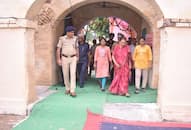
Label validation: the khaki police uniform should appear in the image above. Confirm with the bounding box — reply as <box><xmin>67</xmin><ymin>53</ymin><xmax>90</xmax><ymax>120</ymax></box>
<box><xmin>57</xmin><ymin>35</ymin><xmax>78</xmax><ymax>93</ymax></box>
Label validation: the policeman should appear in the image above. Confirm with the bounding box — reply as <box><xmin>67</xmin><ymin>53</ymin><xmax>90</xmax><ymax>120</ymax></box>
<box><xmin>56</xmin><ymin>26</ymin><xmax>78</xmax><ymax>97</ymax></box>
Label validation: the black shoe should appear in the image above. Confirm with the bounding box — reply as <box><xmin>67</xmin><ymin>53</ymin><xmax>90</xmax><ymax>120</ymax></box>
<box><xmin>141</xmin><ymin>88</ymin><xmax>146</xmax><ymax>92</ymax></box>
<box><xmin>98</xmin><ymin>81</ymin><xmax>102</xmax><ymax>88</ymax></box>
<box><xmin>79</xmin><ymin>83</ymin><xmax>84</xmax><ymax>88</ymax></box>
<box><xmin>80</xmin><ymin>85</ymin><xmax>84</xmax><ymax>88</ymax></box>
<box><xmin>134</xmin><ymin>89</ymin><xmax>140</xmax><ymax>94</ymax></box>
<box><xmin>101</xmin><ymin>88</ymin><xmax>105</xmax><ymax>92</ymax></box>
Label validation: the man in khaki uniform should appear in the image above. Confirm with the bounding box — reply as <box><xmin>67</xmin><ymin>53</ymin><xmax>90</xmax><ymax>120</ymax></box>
<box><xmin>56</xmin><ymin>26</ymin><xmax>78</xmax><ymax>97</ymax></box>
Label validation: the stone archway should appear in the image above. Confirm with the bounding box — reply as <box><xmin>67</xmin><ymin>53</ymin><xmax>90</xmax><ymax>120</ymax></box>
<box><xmin>26</xmin><ymin>0</ymin><xmax>163</xmax><ymax>97</ymax></box>
<box><xmin>65</xmin><ymin>3</ymin><xmax>144</xmax><ymax>38</ymax></box>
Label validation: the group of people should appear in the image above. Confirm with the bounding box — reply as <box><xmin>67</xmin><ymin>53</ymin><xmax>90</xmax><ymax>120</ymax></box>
<box><xmin>56</xmin><ymin>26</ymin><xmax>152</xmax><ymax>97</ymax></box>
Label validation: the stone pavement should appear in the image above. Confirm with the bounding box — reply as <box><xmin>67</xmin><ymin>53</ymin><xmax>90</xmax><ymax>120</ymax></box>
<box><xmin>0</xmin><ymin>86</ymin><xmax>55</xmax><ymax>130</ymax></box>
<box><xmin>0</xmin><ymin>115</ymin><xmax>25</xmax><ymax>130</ymax></box>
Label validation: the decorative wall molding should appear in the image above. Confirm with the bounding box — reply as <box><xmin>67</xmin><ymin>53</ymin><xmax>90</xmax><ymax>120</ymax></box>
<box><xmin>0</xmin><ymin>98</ymin><xmax>27</xmax><ymax>115</ymax></box>
<box><xmin>158</xmin><ymin>18</ymin><xmax>191</xmax><ymax>28</ymax></box>
<box><xmin>37</xmin><ymin>3</ymin><xmax>55</xmax><ymax>26</ymax></box>
<box><xmin>0</xmin><ymin>18</ymin><xmax>37</xmax><ymax>29</ymax></box>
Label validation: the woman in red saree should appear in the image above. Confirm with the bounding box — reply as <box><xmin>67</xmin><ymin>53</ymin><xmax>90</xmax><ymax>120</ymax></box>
<box><xmin>108</xmin><ymin>37</ymin><xmax>131</xmax><ymax>96</ymax></box>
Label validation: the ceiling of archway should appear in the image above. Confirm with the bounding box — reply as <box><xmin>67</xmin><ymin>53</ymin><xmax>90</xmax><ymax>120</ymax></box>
<box><xmin>68</xmin><ymin>2</ymin><xmax>145</xmax><ymax>33</ymax></box>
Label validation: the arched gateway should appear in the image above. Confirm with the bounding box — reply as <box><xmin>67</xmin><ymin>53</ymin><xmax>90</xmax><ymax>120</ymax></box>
<box><xmin>27</xmin><ymin>0</ymin><xmax>163</xmax><ymax>86</ymax></box>
<box><xmin>29</xmin><ymin>0</ymin><xmax>163</xmax><ymax>112</ymax></box>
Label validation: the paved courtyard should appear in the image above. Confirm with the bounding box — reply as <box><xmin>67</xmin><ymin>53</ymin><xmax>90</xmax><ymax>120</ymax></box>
<box><xmin>0</xmin><ymin>114</ymin><xmax>25</xmax><ymax>130</ymax></box>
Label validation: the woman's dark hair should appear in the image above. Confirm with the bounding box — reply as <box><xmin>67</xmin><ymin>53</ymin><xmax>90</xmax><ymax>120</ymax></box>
<box><xmin>140</xmin><ymin>37</ymin><xmax>145</xmax><ymax>41</ymax></box>
<box><xmin>117</xmin><ymin>33</ymin><xmax>124</xmax><ymax>38</ymax></box>
<box><xmin>92</xmin><ymin>39</ymin><xmax>97</xmax><ymax>44</ymax></box>
<box><xmin>99</xmin><ymin>37</ymin><xmax>107</xmax><ymax>42</ymax></box>
<box><xmin>137</xmin><ymin>37</ymin><xmax>145</xmax><ymax>45</ymax></box>
<box><xmin>109</xmin><ymin>33</ymin><xmax>115</xmax><ymax>37</ymax></box>
<box><xmin>120</xmin><ymin>37</ymin><xmax>127</xmax><ymax>41</ymax></box>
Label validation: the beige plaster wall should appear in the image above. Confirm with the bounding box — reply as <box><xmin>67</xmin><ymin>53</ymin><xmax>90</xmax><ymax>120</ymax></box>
<box><xmin>0</xmin><ymin>0</ymin><xmax>33</xmax><ymax>18</ymax></box>
<box><xmin>25</xmin><ymin>28</ymin><xmax>37</xmax><ymax>104</ymax></box>
<box><xmin>156</xmin><ymin>0</ymin><xmax>191</xmax><ymax>19</ymax></box>
<box><xmin>35</xmin><ymin>24</ymin><xmax>56</xmax><ymax>85</ymax></box>
<box><xmin>35</xmin><ymin>23</ymin><xmax>65</xmax><ymax>85</ymax></box>
<box><xmin>0</xmin><ymin>28</ymin><xmax>27</xmax><ymax>115</ymax></box>
<box><xmin>0</xmin><ymin>18</ymin><xmax>37</xmax><ymax>115</ymax></box>
<box><xmin>158</xmin><ymin>27</ymin><xmax>191</xmax><ymax>122</ymax></box>
<box><xmin>1</xmin><ymin>0</ymin><xmax>191</xmax><ymax>19</ymax></box>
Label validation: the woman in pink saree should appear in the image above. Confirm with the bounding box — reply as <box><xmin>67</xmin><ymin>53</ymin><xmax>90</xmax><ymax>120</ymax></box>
<box><xmin>108</xmin><ymin>37</ymin><xmax>131</xmax><ymax>96</ymax></box>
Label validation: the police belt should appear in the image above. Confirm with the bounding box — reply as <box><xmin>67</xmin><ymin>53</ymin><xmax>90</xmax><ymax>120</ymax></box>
<box><xmin>62</xmin><ymin>54</ymin><xmax>76</xmax><ymax>58</ymax></box>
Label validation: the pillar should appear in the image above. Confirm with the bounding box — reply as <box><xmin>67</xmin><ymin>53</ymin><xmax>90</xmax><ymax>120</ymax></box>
<box><xmin>0</xmin><ymin>18</ymin><xmax>37</xmax><ymax>115</ymax></box>
<box><xmin>158</xmin><ymin>18</ymin><xmax>191</xmax><ymax>122</ymax></box>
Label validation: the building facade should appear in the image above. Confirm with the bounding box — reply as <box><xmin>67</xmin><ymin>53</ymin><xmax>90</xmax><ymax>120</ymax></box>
<box><xmin>0</xmin><ymin>0</ymin><xmax>191</xmax><ymax>122</ymax></box>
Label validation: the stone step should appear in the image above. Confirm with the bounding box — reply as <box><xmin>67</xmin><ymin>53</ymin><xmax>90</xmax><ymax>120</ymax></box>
<box><xmin>103</xmin><ymin>103</ymin><xmax>162</xmax><ymax>122</ymax></box>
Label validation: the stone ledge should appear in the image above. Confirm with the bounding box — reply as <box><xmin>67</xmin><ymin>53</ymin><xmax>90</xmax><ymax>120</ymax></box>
<box><xmin>161</xmin><ymin>104</ymin><xmax>191</xmax><ymax>122</ymax></box>
<box><xmin>0</xmin><ymin>98</ymin><xmax>27</xmax><ymax>115</ymax></box>
<box><xmin>103</xmin><ymin>103</ymin><xmax>162</xmax><ymax>122</ymax></box>
<box><xmin>158</xmin><ymin>18</ymin><xmax>191</xmax><ymax>28</ymax></box>
<box><xmin>0</xmin><ymin>18</ymin><xmax>37</xmax><ymax>29</ymax></box>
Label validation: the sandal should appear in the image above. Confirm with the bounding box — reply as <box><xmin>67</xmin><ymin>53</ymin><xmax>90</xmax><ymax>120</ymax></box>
<box><xmin>125</xmin><ymin>93</ymin><xmax>130</xmax><ymax>97</ymax></box>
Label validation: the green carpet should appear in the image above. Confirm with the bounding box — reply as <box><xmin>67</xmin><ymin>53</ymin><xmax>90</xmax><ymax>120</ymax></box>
<box><xmin>13</xmin><ymin>78</ymin><xmax>157</xmax><ymax>130</ymax></box>
<box><xmin>106</xmin><ymin>85</ymin><xmax>157</xmax><ymax>103</ymax></box>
